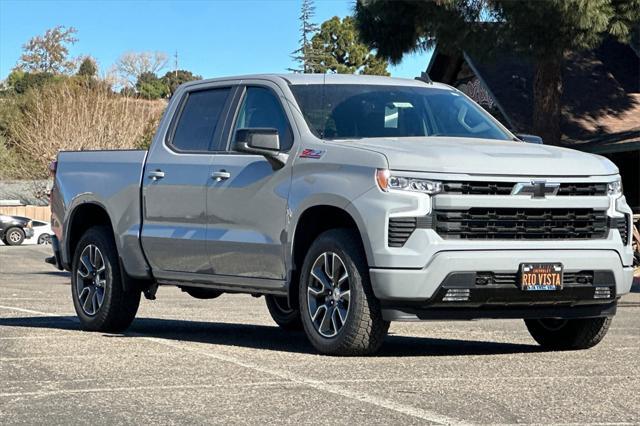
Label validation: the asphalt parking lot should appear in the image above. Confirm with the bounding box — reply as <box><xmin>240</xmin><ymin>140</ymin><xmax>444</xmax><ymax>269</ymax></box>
<box><xmin>1</xmin><ymin>245</ymin><xmax>639</xmax><ymax>425</ymax></box>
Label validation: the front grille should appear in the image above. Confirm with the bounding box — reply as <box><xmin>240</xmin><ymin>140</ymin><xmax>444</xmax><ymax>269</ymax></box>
<box><xmin>611</xmin><ymin>214</ymin><xmax>630</xmax><ymax>245</ymax></box>
<box><xmin>388</xmin><ymin>217</ymin><xmax>417</xmax><ymax>247</ymax></box>
<box><xmin>441</xmin><ymin>181</ymin><xmax>607</xmax><ymax>196</ymax></box>
<box><xmin>433</xmin><ymin>208</ymin><xmax>608</xmax><ymax>240</ymax></box>
<box><xmin>388</xmin><ymin>216</ymin><xmax>432</xmax><ymax>247</ymax></box>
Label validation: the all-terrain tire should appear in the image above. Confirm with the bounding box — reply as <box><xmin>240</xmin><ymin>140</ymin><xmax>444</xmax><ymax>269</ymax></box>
<box><xmin>524</xmin><ymin>317</ymin><xmax>612</xmax><ymax>350</ymax></box>
<box><xmin>265</xmin><ymin>295</ymin><xmax>303</xmax><ymax>330</ymax></box>
<box><xmin>299</xmin><ymin>228</ymin><xmax>389</xmax><ymax>355</ymax></box>
<box><xmin>71</xmin><ymin>226</ymin><xmax>141</xmax><ymax>332</ymax></box>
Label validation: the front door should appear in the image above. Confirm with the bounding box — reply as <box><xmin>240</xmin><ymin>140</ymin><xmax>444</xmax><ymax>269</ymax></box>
<box><xmin>206</xmin><ymin>84</ymin><xmax>295</xmax><ymax>280</ymax></box>
<box><xmin>141</xmin><ymin>85</ymin><xmax>235</xmax><ymax>275</ymax></box>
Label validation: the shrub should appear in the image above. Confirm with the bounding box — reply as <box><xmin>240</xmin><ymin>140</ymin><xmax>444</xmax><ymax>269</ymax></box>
<box><xmin>5</xmin><ymin>80</ymin><xmax>166</xmax><ymax>178</ymax></box>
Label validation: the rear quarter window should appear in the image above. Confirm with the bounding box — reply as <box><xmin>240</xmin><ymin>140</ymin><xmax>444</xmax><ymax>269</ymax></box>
<box><xmin>170</xmin><ymin>88</ymin><xmax>231</xmax><ymax>152</ymax></box>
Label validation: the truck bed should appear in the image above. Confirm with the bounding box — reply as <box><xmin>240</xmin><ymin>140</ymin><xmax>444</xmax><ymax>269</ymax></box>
<box><xmin>51</xmin><ymin>150</ymin><xmax>150</xmax><ymax>278</ymax></box>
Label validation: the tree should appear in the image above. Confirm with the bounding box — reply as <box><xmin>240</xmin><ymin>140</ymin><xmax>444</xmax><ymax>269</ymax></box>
<box><xmin>355</xmin><ymin>0</ymin><xmax>640</xmax><ymax>145</ymax></box>
<box><xmin>160</xmin><ymin>70</ymin><xmax>202</xmax><ymax>97</ymax></box>
<box><xmin>77</xmin><ymin>57</ymin><xmax>98</xmax><ymax>78</ymax></box>
<box><xmin>10</xmin><ymin>71</ymin><xmax>56</xmax><ymax>94</ymax></box>
<box><xmin>17</xmin><ymin>26</ymin><xmax>78</xmax><ymax>74</ymax></box>
<box><xmin>116</xmin><ymin>51</ymin><xmax>168</xmax><ymax>87</ymax></box>
<box><xmin>311</xmin><ymin>16</ymin><xmax>389</xmax><ymax>75</ymax></box>
<box><xmin>289</xmin><ymin>0</ymin><xmax>324</xmax><ymax>73</ymax></box>
<box><xmin>135</xmin><ymin>72</ymin><xmax>168</xmax><ymax>99</ymax></box>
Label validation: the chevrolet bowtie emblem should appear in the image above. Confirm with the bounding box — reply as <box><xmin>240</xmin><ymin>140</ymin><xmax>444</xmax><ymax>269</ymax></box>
<box><xmin>511</xmin><ymin>180</ymin><xmax>560</xmax><ymax>198</ymax></box>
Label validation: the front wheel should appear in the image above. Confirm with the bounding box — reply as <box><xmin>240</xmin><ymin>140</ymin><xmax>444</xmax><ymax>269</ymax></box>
<box><xmin>524</xmin><ymin>317</ymin><xmax>612</xmax><ymax>350</ymax></box>
<box><xmin>299</xmin><ymin>229</ymin><xmax>389</xmax><ymax>355</ymax></box>
<box><xmin>71</xmin><ymin>226</ymin><xmax>141</xmax><ymax>332</ymax></box>
<box><xmin>4</xmin><ymin>227</ymin><xmax>25</xmax><ymax>246</ymax></box>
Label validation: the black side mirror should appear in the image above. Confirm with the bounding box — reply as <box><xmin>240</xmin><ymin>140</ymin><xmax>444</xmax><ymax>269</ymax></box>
<box><xmin>235</xmin><ymin>128</ymin><xmax>288</xmax><ymax>169</ymax></box>
<box><xmin>516</xmin><ymin>134</ymin><xmax>543</xmax><ymax>144</ymax></box>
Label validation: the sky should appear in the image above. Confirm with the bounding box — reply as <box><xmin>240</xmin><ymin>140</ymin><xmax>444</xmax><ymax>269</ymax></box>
<box><xmin>0</xmin><ymin>0</ymin><xmax>432</xmax><ymax>81</ymax></box>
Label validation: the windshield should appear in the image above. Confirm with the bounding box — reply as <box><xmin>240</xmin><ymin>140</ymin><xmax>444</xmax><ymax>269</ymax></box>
<box><xmin>290</xmin><ymin>84</ymin><xmax>512</xmax><ymax>141</ymax></box>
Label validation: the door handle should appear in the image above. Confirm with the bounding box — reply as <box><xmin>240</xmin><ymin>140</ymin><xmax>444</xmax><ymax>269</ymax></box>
<box><xmin>211</xmin><ymin>170</ymin><xmax>231</xmax><ymax>182</ymax></box>
<box><xmin>148</xmin><ymin>170</ymin><xmax>165</xmax><ymax>180</ymax></box>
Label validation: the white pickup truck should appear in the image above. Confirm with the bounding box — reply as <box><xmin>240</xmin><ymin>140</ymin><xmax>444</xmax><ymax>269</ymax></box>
<box><xmin>48</xmin><ymin>74</ymin><xmax>635</xmax><ymax>355</ymax></box>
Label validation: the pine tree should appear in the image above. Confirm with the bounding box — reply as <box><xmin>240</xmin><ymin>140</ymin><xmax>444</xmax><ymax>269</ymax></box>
<box><xmin>289</xmin><ymin>0</ymin><xmax>323</xmax><ymax>73</ymax></box>
<box><xmin>311</xmin><ymin>16</ymin><xmax>389</xmax><ymax>76</ymax></box>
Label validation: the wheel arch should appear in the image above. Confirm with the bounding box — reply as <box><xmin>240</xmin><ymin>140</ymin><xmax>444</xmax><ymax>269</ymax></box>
<box><xmin>288</xmin><ymin>203</ymin><xmax>370</xmax><ymax>309</ymax></box>
<box><xmin>65</xmin><ymin>201</ymin><xmax>115</xmax><ymax>267</ymax></box>
<box><xmin>65</xmin><ymin>201</ymin><xmax>152</xmax><ymax>292</ymax></box>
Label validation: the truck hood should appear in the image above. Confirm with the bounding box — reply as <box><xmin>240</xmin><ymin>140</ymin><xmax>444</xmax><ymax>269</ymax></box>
<box><xmin>348</xmin><ymin>137</ymin><xmax>617</xmax><ymax>177</ymax></box>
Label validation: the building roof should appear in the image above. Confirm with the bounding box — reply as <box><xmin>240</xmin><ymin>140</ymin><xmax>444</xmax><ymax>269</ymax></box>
<box><xmin>427</xmin><ymin>38</ymin><xmax>640</xmax><ymax>153</ymax></box>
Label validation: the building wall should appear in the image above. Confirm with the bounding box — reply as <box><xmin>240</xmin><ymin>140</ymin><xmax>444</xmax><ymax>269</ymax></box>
<box><xmin>0</xmin><ymin>205</ymin><xmax>50</xmax><ymax>222</ymax></box>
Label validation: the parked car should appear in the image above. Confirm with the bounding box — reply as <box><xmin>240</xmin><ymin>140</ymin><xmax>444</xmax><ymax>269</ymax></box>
<box><xmin>47</xmin><ymin>74</ymin><xmax>635</xmax><ymax>355</ymax></box>
<box><xmin>28</xmin><ymin>220</ymin><xmax>53</xmax><ymax>245</ymax></box>
<box><xmin>0</xmin><ymin>215</ymin><xmax>34</xmax><ymax>246</ymax></box>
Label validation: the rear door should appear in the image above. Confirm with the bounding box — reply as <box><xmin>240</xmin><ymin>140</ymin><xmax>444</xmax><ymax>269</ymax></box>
<box><xmin>205</xmin><ymin>83</ymin><xmax>295</xmax><ymax>281</ymax></box>
<box><xmin>141</xmin><ymin>83</ymin><xmax>237</xmax><ymax>275</ymax></box>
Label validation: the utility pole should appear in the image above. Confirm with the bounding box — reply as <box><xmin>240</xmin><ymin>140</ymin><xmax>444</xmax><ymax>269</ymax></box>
<box><xmin>174</xmin><ymin>50</ymin><xmax>178</xmax><ymax>78</ymax></box>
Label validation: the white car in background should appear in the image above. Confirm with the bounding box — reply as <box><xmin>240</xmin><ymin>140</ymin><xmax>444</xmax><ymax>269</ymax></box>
<box><xmin>26</xmin><ymin>220</ymin><xmax>53</xmax><ymax>245</ymax></box>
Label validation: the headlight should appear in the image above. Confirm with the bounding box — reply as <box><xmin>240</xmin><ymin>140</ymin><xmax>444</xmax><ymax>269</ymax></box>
<box><xmin>607</xmin><ymin>178</ymin><xmax>623</xmax><ymax>197</ymax></box>
<box><xmin>376</xmin><ymin>169</ymin><xmax>443</xmax><ymax>194</ymax></box>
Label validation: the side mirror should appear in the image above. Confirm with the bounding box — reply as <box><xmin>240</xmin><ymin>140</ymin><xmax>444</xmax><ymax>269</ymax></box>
<box><xmin>517</xmin><ymin>134</ymin><xmax>543</xmax><ymax>144</ymax></box>
<box><xmin>235</xmin><ymin>128</ymin><xmax>288</xmax><ymax>169</ymax></box>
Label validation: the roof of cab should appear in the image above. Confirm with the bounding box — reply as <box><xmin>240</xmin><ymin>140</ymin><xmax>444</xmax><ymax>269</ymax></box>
<box><xmin>181</xmin><ymin>73</ymin><xmax>453</xmax><ymax>90</ymax></box>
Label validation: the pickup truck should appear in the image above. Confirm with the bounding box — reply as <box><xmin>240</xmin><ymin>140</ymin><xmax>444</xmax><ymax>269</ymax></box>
<box><xmin>48</xmin><ymin>74</ymin><xmax>635</xmax><ymax>355</ymax></box>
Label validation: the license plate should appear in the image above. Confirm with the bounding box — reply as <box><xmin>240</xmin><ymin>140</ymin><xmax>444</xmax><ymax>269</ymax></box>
<box><xmin>519</xmin><ymin>263</ymin><xmax>563</xmax><ymax>291</ymax></box>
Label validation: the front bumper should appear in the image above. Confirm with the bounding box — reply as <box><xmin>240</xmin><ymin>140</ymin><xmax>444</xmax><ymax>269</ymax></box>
<box><xmin>24</xmin><ymin>228</ymin><xmax>34</xmax><ymax>238</ymax></box>
<box><xmin>370</xmin><ymin>249</ymin><xmax>633</xmax><ymax>321</ymax></box>
<box><xmin>370</xmin><ymin>249</ymin><xmax>634</xmax><ymax>301</ymax></box>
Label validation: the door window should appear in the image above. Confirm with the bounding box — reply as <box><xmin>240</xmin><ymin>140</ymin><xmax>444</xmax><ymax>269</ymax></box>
<box><xmin>232</xmin><ymin>87</ymin><xmax>293</xmax><ymax>151</ymax></box>
<box><xmin>170</xmin><ymin>88</ymin><xmax>231</xmax><ymax>152</ymax></box>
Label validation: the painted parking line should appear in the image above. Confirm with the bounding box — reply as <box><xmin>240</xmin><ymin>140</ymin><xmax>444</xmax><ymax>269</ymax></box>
<box><xmin>0</xmin><ymin>304</ymin><xmax>466</xmax><ymax>425</ymax></box>
<box><xmin>0</xmin><ymin>381</ymin><xmax>287</xmax><ymax>398</ymax></box>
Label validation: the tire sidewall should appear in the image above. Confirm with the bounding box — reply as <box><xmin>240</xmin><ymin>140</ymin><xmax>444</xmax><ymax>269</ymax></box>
<box><xmin>71</xmin><ymin>227</ymin><xmax>119</xmax><ymax>330</ymax></box>
<box><xmin>265</xmin><ymin>295</ymin><xmax>302</xmax><ymax>329</ymax></box>
<box><xmin>298</xmin><ymin>230</ymin><xmax>368</xmax><ymax>353</ymax></box>
<box><xmin>5</xmin><ymin>227</ymin><xmax>25</xmax><ymax>246</ymax></box>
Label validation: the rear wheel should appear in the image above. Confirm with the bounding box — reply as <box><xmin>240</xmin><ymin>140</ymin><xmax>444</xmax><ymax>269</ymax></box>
<box><xmin>38</xmin><ymin>234</ymin><xmax>52</xmax><ymax>245</ymax></box>
<box><xmin>265</xmin><ymin>295</ymin><xmax>302</xmax><ymax>330</ymax></box>
<box><xmin>524</xmin><ymin>317</ymin><xmax>612</xmax><ymax>350</ymax></box>
<box><xmin>5</xmin><ymin>227</ymin><xmax>25</xmax><ymax>246</ymax></box>
<box><xmin>71</xmin><ymin>226</ymin><xmax>140</xmax><ymax>332</ymax></box>
<box><xmin>299</xmin><ymin>229</ymin><xmax>389</xmax><ymax>355</ymax></box>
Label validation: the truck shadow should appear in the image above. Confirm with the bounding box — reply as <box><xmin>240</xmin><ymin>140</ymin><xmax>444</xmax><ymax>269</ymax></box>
<box><xmin>0</xmin><ymin>315</ymin><xmax>541</xmax><ymax>357</ymax></box>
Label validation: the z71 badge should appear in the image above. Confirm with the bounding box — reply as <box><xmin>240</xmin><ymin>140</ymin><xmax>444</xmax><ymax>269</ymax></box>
<box><xmin>299</xmin><ymin>149</ymin><xmax>325</xmax><ymax>159</ymax></box>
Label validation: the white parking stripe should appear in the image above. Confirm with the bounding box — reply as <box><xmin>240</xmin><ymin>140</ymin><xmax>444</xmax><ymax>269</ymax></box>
<box><xmin>139</xmin><ymin>336</ymin><xmax>467</xmax><ymax>425</ymax></box>
<box><xmin>0</xmin><ymin>305</ymin><xmax>65</xmax><ymax>316</ymax></box>
<box><xmin>0</xmin><ymin>304</ymin><xmax>465</xmax><ymax>425</ymax></box>
<box><xmin>0</xmin><ymin>381</ymin><xmax>287</xmax><ymax>398</ymax></box>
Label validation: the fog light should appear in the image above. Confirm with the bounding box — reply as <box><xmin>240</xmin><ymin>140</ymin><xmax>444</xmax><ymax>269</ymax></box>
<box><xmin>443</xmin><ymin>289</ymin><xmax>470</xmax><ymax>302</ymax></box>
<box><xmin>594</xmin><ymin>287</ymin><xmax>611</xmax><ymax>299</ymax></box>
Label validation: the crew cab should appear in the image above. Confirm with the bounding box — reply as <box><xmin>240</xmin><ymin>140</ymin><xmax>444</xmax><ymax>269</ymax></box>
<box><xmin>48</xmin><ymin>74</ymin><xmax>635</xmax><ymax>355</ymax></box>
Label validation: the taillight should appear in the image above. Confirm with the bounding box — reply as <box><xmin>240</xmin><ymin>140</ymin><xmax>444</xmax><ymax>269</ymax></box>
<box><xmin>49</xmin><ymin>160</ymin><xmax>57</xmax><ymax>177</ymax></box>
